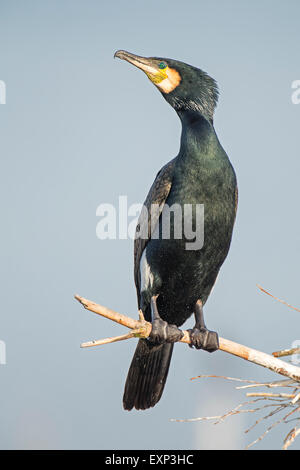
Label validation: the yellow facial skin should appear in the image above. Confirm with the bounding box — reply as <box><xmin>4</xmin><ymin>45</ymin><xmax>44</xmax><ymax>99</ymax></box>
<box><xmin>145</xmin><ymin>65</ymin><xmax>168</xmax><ymax>84</ymax></box>
<box><xmin>154</xmin><ymin>67</ymin><xmax>181</xmax><ymax>94</ymax></box>
<box><xmin>114</xmin><ymin>50</ymin><xmax>181</xmax><ymax>94</ymax></box>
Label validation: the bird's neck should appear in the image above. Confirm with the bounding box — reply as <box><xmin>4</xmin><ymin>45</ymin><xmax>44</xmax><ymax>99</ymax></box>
<box><xmin>177</xmin><ymin>110</ymin><xmax>216</xmax><ymax>162</ymax></box>
<box><xmin>177</xmin><ymin>108</ymin><xmax>213</xmax><ymax>126</ymax></box>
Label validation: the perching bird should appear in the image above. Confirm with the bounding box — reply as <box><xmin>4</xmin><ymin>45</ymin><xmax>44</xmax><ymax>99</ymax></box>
<box><xmin>114</xmin><ymin>50</ymin><xmax>238</xmax><ymax>411</ymax></box>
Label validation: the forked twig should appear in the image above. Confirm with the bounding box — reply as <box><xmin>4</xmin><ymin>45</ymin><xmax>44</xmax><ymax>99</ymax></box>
<box><xmin>174</xmin><ymin>375</ymin><xmax>300</xmax><ymax>449</ymax></box>
<box><xmin>171</xmin><ymin>286</ymin><xmax>300</xmax><ymax>449</ymax></box>
<box><xmin>74</xmin><ymin>294</ymin><xmax>300</xmax><ymax>383</ymax></box>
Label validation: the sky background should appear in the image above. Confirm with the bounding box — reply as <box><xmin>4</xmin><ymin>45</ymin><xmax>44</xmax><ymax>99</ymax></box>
<box><xmin>0</xmin><ymin>0</ymin><xmax>300</xmax><ymax>450</ymax></box>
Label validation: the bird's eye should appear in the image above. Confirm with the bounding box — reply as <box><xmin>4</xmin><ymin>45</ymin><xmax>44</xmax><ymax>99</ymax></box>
<box><xmin>159</xmin><ymin>62</ymin><xmax>167</xmax><ymax>69</ymax></box>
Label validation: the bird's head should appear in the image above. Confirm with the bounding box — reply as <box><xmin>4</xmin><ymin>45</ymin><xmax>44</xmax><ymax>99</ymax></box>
<box><xmin>114</xmin><ymin>50</ymin><xmax>219</xmax><ymax>122</ymax></box>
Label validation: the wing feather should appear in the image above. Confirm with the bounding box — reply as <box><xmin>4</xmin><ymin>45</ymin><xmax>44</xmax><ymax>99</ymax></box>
<box><xmin>134</xmin><ymin>157</ymin><xmax>177</xmax><ymax>305</ymax></box>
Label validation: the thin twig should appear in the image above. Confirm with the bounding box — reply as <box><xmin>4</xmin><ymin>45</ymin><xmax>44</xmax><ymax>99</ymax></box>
<box><xmin>272</xmin><ymin>347</ymin><xmax>300</xmax><ymax>358</ymax></box>
<box><xmin>291</xmin><ymin>392</ymin><xmax>300</xmax><ymax>405</ymax></box>
<box><xmin>246</xmin><ymin>393</ymin><xmax>296</xmax><ymax>399</ymax></box>
<box><xmin>245</xmin><ymin>403</ymin><xmax>287</xmax><ymax>435</ymax></box>
<box><xmin>182</xmin><ymin>374</ymin><xmax>300</xmax><ymax>449</ymax></box>
<box><xmin>172</xmin><ymin>397</ymin><xmax>281</xmax><ymax>424</ymax></box>
<box><xmin>236</xmin><ymin>379</ymin><xmax>296</xmax><ymax>389</ymax></box>
<box><xmin>81</xmin><ymin>332</ymin><xmax>136</xmax><ymax>348</ymax></box>
<box><xmin>246</xmin><ymin>408</ymin><xmax>288</xmax><ymax>449</ymax></box>
<box><xmin>283</xmin><ymin>426</ymin><xmax>300</xmax><ymax>450</ymax></box>
<box><xmin>190</xmin><ymin>374</ymin><xmax>258</xmax><ymax>384</ymax></box>
<box><xmin>257</xmin><ymin>284</ymin><xmax>300</xmax><ymax>313</ymax></box>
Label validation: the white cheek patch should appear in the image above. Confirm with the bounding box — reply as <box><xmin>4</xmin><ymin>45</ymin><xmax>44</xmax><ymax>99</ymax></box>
<box><xmin>140</xmin><ymin>250</ymin><xmax>154</xmax><ymax>293</ymax></box>
<box><xmin>156</xmin><ymin>67</ymin><xmax>181</xmax><ymax>94</ymax></box>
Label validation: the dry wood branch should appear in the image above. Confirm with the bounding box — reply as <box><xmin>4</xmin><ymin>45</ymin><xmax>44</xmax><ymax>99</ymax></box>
<box><xmin>236</xmin><ymin>379</ymin><xmax>296</xmax><ymax>389</ymax></box>
<box><xmin>175</xmin><ymin>375</ymin><xmax>300</xmax><ymax>449</ymax></box>
<box><xmin>283</xmin><ymin>426</ymin><xmax>300</xmax><ymax>450</ymax></box>
<box><xmin>74</xmin><ymin>294</ymin><xmax>300</xmax><ymax>383</ymax></box>
<box><xmin>171</xmin><ymin>287</ymin><xmax>300</xmax><ymax>449</ymax></box>
<box><xmin>272</xmin><ymin>347</ymin><xmax>300</xmax><ymax>358</ymax></box>
<box><xmin>246</xmin><ymin>393</ymin><xmax>296</xmax><ymax>399</ymax></box>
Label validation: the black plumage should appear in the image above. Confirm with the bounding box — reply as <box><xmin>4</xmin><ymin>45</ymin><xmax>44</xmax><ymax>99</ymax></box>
<box><xmin>114</xmin><ymin>51</ymin><xmax>238</xmax><ymax>410</ymax></box>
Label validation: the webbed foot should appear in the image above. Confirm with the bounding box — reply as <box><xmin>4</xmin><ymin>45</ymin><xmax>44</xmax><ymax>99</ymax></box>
<box><xmin>149</xmin><ymin>318</ymin><xmax>184</xmax><ymax>344</ymax></box>
<box><xmin>148</xmin><ymin>295</ymin><xmax>184</xmax><ymax>344</ymax></box>
<box><xmin>188</xmin><ymin>299</ymin><xmax>219</xmax><ymax>352</ymax></box>
<box><xmin>188</xmin><ymin>326</ymin><xmax>219</xmax><ymax>352</ymax></box>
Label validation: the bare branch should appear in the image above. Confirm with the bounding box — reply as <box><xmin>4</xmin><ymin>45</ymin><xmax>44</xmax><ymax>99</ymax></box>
<box><xmin>257</xmin><ymin>284</ymin><xmax>300</xmax><ymax>313</ymax></box>
<box><xmin>75</xmin><ymin>294</ymin><xmax>300</xmax><ymax>383</ymax></box>
<box><xmin>283</xmin><ymin>426</ymin><xmax>300</xmax><ymax>450</ymax></box>
<box><xmin>177</xmin><ymin>375</ymin><xmax>300</xmax><ymax>449</ymax></box>
<box><xmin>170</xmin><ymin>286</ymin><xmax>300</xmax><ymax>449</ymax></box>
<box><xmin>246</xmin><ymin>393</ymin><xmax>296</xmax><ymax>399</ymax></box>
<box><xmin>236</xmin><ymin>379</ymin><xmax>296</xmax><ymax>389</ymax></box>
<box><xmin>272</xmin><ymin>347</ymin><xmax>300</xmax><ymax>358</ymax></box>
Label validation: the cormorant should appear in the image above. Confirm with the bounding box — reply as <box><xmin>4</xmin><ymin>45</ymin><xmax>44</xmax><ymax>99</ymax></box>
<box><xmin>114</xmin><ymin>50</ymin><xmax>238</xmax><ymax>411</ymax></box>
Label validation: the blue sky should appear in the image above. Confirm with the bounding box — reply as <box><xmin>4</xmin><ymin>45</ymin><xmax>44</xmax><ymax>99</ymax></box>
<box><xmin>0</xmin><ymin>0</ymin><xmax>300</xmax><ymax>449</ymax></box>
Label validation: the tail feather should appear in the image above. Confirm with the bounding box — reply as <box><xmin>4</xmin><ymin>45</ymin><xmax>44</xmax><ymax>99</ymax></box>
<box><xmin>123</xmin><ymin>339</ymin><xmax>174</xmax><ymax>410</ymax></box>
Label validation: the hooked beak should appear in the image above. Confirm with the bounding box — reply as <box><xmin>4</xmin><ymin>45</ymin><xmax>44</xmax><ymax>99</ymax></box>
<box><xmin>114</xmin><ymin>50</ymin><xmax>181</xmax><ymax>94</ymax></box>
<box><xmin>114</xmin><ymin>50</ymin><xmax>161</xmax><ymax>76</ymax></box>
